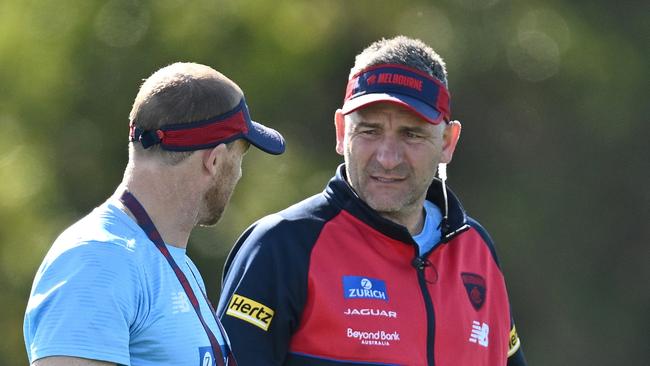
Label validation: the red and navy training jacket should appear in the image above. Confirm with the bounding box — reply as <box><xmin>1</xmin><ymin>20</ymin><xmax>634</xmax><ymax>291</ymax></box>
<box><xmin>217</xmin><ymin>165</ymin><xmax>527</xmax><ymax>366</ymax></box>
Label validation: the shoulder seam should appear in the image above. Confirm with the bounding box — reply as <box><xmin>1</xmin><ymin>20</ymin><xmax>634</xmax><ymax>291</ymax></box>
<box><xmin>466</xmin><ymin>217</ymin><xmax>502</xmax><ymax>270</ymax></box>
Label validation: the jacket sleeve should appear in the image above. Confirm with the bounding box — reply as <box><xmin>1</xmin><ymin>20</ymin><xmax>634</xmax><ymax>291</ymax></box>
<box><xmin>467</xmin><ymin>217</ymin><xmax>528</xmax><ymax>366</ymax></box>
<box><xmin>507</xmin><ymin>322</ymin><xmax>528</xmax><ymax>366</ymax></box>
<box><xmin>217</xmin><ymin>214</ymin><xmax>317</xmax><ymax>366</ymax></box>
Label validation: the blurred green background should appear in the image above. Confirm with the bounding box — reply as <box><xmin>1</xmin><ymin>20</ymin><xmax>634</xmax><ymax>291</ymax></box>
<box><xmin>1</xmin><ymin>0</ymin><xmax>648</xmax><ymax>364</ymax></box>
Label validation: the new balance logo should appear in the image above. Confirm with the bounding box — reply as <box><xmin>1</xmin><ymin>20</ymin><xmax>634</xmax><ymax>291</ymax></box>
<box><xmin>468</xmin><ymin>321</ymin><xmax>489</xmax><ymax>347</ymax></box>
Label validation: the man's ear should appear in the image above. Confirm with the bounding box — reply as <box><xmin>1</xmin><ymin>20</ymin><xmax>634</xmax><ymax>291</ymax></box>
<box><xmin>202</xmin><ymin>143</ymin><xmax>228</xmax><ymax>176</ymax></box>
<box><xmin>334</xmin><ymin>109</ymin><xmax>346</xmax><ymax>156</ymax></box>
<box><xmin>440</xmin><ymin>120</ymin><xmax>462</xmax><ymax>164</ymax></box>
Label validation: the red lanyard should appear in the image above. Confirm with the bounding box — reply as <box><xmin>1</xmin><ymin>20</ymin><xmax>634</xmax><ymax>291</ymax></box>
<box><xmin>120</xmin><ymin>191</ymin><xmax>236</xmax><ymax>366</ymax></box>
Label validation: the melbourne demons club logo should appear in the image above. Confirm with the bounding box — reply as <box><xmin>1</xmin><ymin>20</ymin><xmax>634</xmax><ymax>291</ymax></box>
<box><xmin>461</xmin><ymin>273</ymin><xmax>486</xmax><ymax>311</ymax></box>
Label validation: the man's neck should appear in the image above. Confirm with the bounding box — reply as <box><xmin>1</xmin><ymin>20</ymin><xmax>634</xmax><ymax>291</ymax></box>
<box><xmin>378</xmin><ymin>204</ymin><xmax>426</xmax><ymax>236</ymax></box>
<box><xmin>117</xmin><ymin>166</ymin><xmax>200</xmax><ymax>249</ymax></box>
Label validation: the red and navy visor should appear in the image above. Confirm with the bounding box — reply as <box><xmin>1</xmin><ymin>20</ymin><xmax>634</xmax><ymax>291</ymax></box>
<box><xmin>342</xmin><ymin>64</ymin><xmax>451</xmax><ymax>124</ymax></box>
<box><xmin>129</xmin><ymin>98</ymin><xmax>285</xmax><ymax>155</ymax></box>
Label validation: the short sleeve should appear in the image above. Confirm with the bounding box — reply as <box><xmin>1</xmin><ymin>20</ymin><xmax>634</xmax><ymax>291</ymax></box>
<box><xmin>24</xmin><ymin>240</ymin><xmax>141</xmax><ymax>365</ymax></box>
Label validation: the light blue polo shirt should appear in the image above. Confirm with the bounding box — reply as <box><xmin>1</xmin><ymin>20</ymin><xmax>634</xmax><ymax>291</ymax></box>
<box><xmin>412</xmin><ymin>200</ymin><xmax>443</xmax><ymax>256</ymax></box>
<box><xmin>24</xmin><ymin>199</ymin><xmax>227</xmax><ymax>366</ymax></box>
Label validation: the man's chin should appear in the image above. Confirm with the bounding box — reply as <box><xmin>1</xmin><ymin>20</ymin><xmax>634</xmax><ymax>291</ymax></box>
<box><xmin>365</xmin><ymin>199</ymin><xmax>404</xmax><ymax>214</ymax></box>
<box><xmin>197</xmin><ymin>211</ymin><xmax>224</xmax><ymax>227</ymax></box>
<box><xmin>198</xmin><ymin>219</ymin><xmax>220</xmax><ymax>227</ymax></box>
<box><xmin>362</xmin><ymin>191</ymin><xmax>408</xmax><ymax>211</ymax></box>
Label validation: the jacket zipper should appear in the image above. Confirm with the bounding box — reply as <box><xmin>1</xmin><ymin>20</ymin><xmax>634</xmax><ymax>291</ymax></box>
<box><xmin>413</xmin><ymin>255</ymin><xmax>436</xmax><ymax>366</ymax></box>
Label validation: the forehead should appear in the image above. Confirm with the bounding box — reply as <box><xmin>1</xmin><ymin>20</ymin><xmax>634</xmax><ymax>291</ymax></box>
<box><xmin>348</xmin><ymin>103</ymin><xmax>430</xmax><ymax>127</ymax></box>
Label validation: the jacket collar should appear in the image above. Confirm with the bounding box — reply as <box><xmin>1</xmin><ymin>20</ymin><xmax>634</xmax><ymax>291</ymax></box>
<box><xmin>324</xmin><ymin>164</ymin><xmax>468</xmax><ymax>244</ymax></box>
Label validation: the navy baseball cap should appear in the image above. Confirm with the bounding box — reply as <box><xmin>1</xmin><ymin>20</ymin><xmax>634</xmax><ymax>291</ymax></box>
<box><xmin>130</xmin><ymin>97</ymin><xmax>285</xmax><ymax>155</ymax></box>
<box><xmin>341</xmin><ymin>64</ymin><xmax>450</xmax><ymax>124</ymax></box>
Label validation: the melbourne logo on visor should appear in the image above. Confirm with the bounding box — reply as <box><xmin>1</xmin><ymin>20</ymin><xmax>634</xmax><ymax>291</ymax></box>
<box><xmin>343</xmin><ymin>276</ymin><xmax>389</xmax><ymax>301</ymax></box>
<box><xmin>365</xmin><ymin>71</ymin><xmax>423</xmax><ymax>90</ymax></box>
<box><xmin>343</xmin><ymin>64</ymin><xmax>451</xmax><ymax>124</ymax></box>
<box><xmin>226</xmin><ymin>294</ymin><xmax>274</xmax><ymax>331</ymax></box>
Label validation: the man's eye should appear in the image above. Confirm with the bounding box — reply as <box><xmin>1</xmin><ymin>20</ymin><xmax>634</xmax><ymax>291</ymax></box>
<box><xmin>360</xmin><ymin>129</ymin><xmax>378</xmax><ymax>135</ymax></box>
<box><xmin>405</xmin><ymin>131</ymin><xmax>421</xmax><ymax>139</ymax></box>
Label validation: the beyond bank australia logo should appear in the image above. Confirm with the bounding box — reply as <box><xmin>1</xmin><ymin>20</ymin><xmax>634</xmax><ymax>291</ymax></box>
<box><xmin>343</xmin><ymin>276</ymin><xmax>388</xmax><ymax>301</ymax></box>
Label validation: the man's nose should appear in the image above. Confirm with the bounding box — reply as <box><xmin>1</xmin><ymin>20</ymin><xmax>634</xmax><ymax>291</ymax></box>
<box><xmin>374</xmin><ymin>136</ymin><xmax>403</xmax><ymax>170</ymax></box>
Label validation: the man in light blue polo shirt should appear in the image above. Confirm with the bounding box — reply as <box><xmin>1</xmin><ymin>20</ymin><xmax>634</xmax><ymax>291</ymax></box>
<box><xmin>24</xmin><ymin>62</ymin><xmax>285</xmax><ymax>366</ymax></box>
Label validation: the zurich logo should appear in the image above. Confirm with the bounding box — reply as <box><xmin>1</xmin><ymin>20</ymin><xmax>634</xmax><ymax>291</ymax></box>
<box><xmin>343</xmin><ymin>276</ymin><xmax>388</xmax><ymax>301</ymax></box>
<box><xmin>361</xmin><ymin>278</ymin><xmax>372</xmax><ymax>290</ymax></box>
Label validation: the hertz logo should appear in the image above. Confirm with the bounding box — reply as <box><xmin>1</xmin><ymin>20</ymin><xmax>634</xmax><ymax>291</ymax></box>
<box><xmin>226</xmin><ymin>294</ymin><xmax>274</xmax><ymax>331</ymax></box>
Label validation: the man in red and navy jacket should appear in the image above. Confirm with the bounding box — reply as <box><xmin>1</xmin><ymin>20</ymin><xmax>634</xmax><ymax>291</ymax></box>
<box><xmin>217</xmin><ymin>36</ymin><xmax>528</xmax><ymax>366</ymax></box>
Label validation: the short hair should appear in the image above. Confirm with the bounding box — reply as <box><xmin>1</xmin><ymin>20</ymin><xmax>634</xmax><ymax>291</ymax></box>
<box><xmin>350</xmin><ymin>36</ymin><xmax>448</xmax><ymax>87</ymax></box>
<box><xmin>129</xmin><ymin>62</ymin><xmax>243</xmax><ymax>164</ymax></box>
